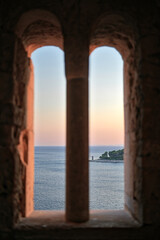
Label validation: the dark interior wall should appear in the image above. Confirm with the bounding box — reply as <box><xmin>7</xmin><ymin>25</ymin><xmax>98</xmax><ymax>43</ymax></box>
<box><xmin>0</xmin><ymin>1</ymin><xmax>160</xmax><ymax>239</ymax></box>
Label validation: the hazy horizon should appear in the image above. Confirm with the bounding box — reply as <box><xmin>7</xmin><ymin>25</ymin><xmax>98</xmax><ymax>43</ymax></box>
<box><xmin>34</xmin><ymin>144</ymin><xmax>124</xmax><ymax>147</ymax></box>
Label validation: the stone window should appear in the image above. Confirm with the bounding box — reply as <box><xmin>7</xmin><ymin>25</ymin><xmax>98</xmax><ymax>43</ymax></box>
<box><xmin>15</xmin><ymin>9</ymin><xmax>141</xmax><ymax>224</ymax></box>
<box><xmin>1</xmin><ymin>3</ymin><xmax>160</xmax><ymax>239</ymax></box>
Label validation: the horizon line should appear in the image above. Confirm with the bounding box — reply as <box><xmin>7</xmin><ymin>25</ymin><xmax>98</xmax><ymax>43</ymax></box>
<box><xmin>34</xmin><ymin>144</ymin><xmax>124</xmax><ymax>147</ymax></box>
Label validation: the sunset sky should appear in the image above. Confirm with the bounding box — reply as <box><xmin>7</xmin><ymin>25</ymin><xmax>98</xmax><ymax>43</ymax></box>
<box><xmin>31</xmin><ymin>46</ymin><xmax>124</xmax><ymax>146</ymax></box>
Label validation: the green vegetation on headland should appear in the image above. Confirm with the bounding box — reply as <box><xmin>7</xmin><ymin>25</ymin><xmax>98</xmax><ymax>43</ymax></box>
<box><xmin>99</xmin><ymin>149</ymin><xmax>124</xmax><ymax>160</ymax></box>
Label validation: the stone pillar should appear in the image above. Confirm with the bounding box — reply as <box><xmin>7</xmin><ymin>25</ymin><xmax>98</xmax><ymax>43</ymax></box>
<box><xmin>65</xmin><ymin>35</ymin><xmax>89</xmax><ymax>222</ymax></box>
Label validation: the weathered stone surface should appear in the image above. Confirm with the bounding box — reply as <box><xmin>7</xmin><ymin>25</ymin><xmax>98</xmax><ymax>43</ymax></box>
<box><xmin>0</xmin><ymin>33</ymin><xmax>15</xmax><ymax>72</ymax></box>
<box><xmin>0</xmin><ymin>104</ymin><xmax>24</xmax><ymax>126</ymax></box>
<box><xmin>0</xmin><ymin>72</ymin><xmax>14</xmax><ymax>103</ymax></box>
<box><xmin>0</xmin><ymin>146</ymin><xmax>25</xmax><ymax>230</ymax></box>
<box><xmin>0</xmin><ymin>125</ymin><xmax>20</xmax><ymax>146</ymax></box>
<box><xmin>0</xmin><ymin>0</ymin><xmax>160</xmax><ymax>239</ymax></box>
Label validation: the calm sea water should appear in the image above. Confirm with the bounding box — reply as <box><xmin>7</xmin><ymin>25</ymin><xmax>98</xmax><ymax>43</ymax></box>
<box><xmin>34</xmin><ymin>146</ymin><xmax>124</xmax><ymax>210</ymax></box>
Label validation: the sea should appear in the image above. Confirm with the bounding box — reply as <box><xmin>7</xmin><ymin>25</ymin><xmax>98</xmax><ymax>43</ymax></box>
<box><xmin>34</xmin><ymin>145</ymin><xmax>124</xmax><ymax>210</ymax></box>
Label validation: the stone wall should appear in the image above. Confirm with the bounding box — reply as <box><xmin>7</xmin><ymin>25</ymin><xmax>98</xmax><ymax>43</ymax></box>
<box><xmin>0</xmin><ymin>0</ymin><xmax>160</xmax><ymax>239</ymax></box>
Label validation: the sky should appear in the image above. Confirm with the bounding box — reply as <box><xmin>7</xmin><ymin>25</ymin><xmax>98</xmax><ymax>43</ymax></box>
<box><xmin>31</xmin><ymin>46</ymin><xmax>124</xmax><ymax>146</ymax></box>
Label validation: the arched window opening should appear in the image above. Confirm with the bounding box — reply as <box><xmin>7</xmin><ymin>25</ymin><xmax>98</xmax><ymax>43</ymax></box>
<box><xmin>31</xmin><ymin>46</ymin><xmax>66</xmax><ymax>210</ymax></box>
<box><xmin>89</xmin><ymin>46</ymin><xmax>124</xmax><ymax>209</ymax></box>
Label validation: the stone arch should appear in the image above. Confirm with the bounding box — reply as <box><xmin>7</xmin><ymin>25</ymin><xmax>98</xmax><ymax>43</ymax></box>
<box><xmin>89</xmin><ymin>13</ymin><xmax>143</xmax><ymax>223</ymax></box>
<box><xmin>90</xmin><ymin>12</ymin><xmax>138</xmax><ymax>57</ymax></box>
<box><xmin>15</xmin><ymin>9</ymin><xmax>63</xmax><ymax>55</ymax></box>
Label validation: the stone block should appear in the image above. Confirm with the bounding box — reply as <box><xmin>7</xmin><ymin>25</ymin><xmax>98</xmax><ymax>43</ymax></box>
<box><xmin>0</xmin><ymin>33</ymin><xmax>15</xmax><ymax>73</ymax></box>
<box><xmin>0</xmin><ymin>104</ymin><xmax>24</xmax><ymax>127</ymax></box>
<box><xmin>0</xmin><ymin>72</ymin><xmax>14</xmax><ymax>103</ymax></box>
<box><xmin>0</xmin><ymin>125</ymin><xmax>21</xmax><ymax>146</ymax></box>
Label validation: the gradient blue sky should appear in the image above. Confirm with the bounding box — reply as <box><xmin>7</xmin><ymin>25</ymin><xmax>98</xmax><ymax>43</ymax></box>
<box><xmin>31</xmin><ymin>46</ymin><xmax>124</xmax><ymax>146</ymax></box>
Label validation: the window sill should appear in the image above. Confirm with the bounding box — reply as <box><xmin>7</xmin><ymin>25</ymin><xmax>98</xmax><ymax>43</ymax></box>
<box><xmin>14</xmin><ymin>209</ymin><xmax>141</xmax><ymax>239</ymax></box>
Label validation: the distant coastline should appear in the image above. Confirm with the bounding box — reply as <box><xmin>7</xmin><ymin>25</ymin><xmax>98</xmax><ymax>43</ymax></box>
<box><xmin>89</xmin><ymin>159</ymin><xmax>123</xmax><ymax>163</ymax></box>
<box><xmin>99</xmin><ymin>149</ymin><xmax>124</xmax><ymax>160</ymax></box>
<box><xmin>35</xmin><ymin>146</ymin><xmax>124</xmax><ymax>162</ymax></box>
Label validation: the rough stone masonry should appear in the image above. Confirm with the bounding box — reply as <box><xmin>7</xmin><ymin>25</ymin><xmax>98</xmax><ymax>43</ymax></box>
<box><xmin>0</xmin><ymin>1</ymin><xmax>160</xmax><ymax>239</ymax></box>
